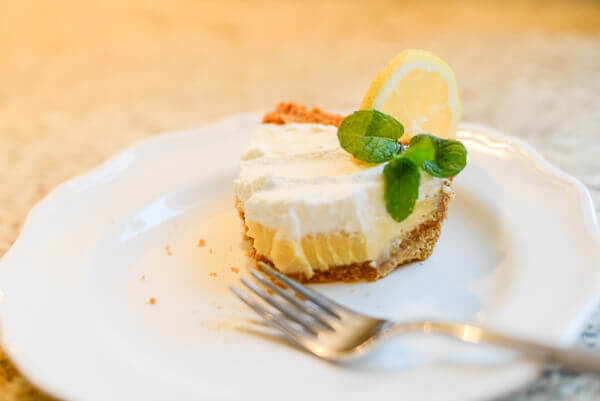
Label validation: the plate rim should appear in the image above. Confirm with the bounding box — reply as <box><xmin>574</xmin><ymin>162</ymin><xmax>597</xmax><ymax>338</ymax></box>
<box><xmin>1</xmin><ymin>113</ymin><xmax>600</xmax><ymax>401</ymax></box>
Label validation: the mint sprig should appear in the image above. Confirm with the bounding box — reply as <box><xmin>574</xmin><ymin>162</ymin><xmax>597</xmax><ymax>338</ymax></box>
<box><xmin>337</xmin><ymin>110</ymin><xmax>467</xmax><ymax>222</ymax></box>
<box><xmin>337</xmin><ymin>110</ymin><xmax>404</xmax><ymax>163</ymax></box>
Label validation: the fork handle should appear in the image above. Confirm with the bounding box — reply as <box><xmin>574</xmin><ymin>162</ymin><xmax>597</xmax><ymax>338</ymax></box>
<box><xmin>389</xmin><ymin>321</ymin><xmax>600</xmax><ymax>374</ymax></box>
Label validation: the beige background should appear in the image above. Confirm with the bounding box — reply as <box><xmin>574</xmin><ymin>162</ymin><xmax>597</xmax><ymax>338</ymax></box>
<box><xmin>1</xmin><ymin>1</ymin><xmax>600</xmax><ymax>400</ymax></box>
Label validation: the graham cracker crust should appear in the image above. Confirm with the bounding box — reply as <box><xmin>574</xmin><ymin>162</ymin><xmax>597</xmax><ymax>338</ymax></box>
<box><xmin>262</xmin><ymin>102</ymin><xmax>344</xmax><ymax>127</ymax></box>
<box><xmin>238</xmin><ymin>102</ymin><xmax>453</xmax><ymax>283</ymax></box>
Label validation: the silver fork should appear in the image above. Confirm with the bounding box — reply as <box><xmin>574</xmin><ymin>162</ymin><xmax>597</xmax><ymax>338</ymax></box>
<box><xmin>230</xmin><ymin>262</ymin><xmax>600</xmax><ymax>373</ymax></box>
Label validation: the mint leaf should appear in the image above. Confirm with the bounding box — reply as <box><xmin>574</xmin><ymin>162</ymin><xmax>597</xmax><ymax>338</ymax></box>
<box><xmin>350</xmin><ymin>136</ymin><xmax>402</xmax><ymax>163</ymax></box>
<box><xmin>400</xmin><ymin>135</ymin><xmax>437</xmax><ymax>166</ymax></box>
<box><xmin>337</xmin><ymin>110</ymin><xmax>404</xmax><ymax>163</ymax></box>
<box><xmin>383</xmin><ymin>158</ymin><xmax>420</xmax><ymax>222</ymax></box>
<box><xmin>407</xmin><ymin>134</ymin><xmax>467</xmax><ymax>178</ymax></box>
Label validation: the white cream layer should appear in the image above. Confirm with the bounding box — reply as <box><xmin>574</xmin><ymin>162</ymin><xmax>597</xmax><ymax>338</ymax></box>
<box><xmin>234</xmin><ymin>123</ymin><xmax>446</xmax><ymax>242</ymax></box>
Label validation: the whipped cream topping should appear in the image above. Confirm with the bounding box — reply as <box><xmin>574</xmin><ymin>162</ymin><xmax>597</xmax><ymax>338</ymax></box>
<box><xmin>234</xmin><ymin>123</ymin><xmax>446</xmax><ymax>241</ymax></box>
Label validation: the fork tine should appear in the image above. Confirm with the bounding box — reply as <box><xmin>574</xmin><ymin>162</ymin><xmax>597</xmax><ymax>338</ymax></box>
<box><xmin>229</xmin><ymin>286</ymin><xmax>310</xmax><ymax>345</ymax></box>
<box><xmin>240</xmin><ymin>278</ymin><xmax>318</xmax><ymax>335</ymax></box>
<box><xmin>258</xmin><ymin>262</ymin><xmax>341</xmax><ymax>319</ymax></box>
<box><xmin>250</xmin><ymin>270</ymin><xmax>335</xmax><ymax>330</ymax></box>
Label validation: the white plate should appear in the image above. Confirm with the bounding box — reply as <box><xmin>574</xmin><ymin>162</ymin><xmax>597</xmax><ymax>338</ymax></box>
<box><xmin>1</xmin><ymin>114</ymin><xmax>600</xmax><ymax>401</ymax></box>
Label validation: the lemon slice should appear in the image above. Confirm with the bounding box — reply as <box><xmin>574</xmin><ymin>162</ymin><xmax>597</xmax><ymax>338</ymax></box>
<box><xmin>361</xmin><ymin>49</ymin><xmax>460</xmax><ymax>142</ymax></box>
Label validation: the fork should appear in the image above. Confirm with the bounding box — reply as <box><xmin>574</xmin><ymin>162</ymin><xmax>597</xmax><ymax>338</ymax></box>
<box><xmin>230</xmin><ymin>262</ymin><xmax>600</xmax><ymax>373</ymax></box>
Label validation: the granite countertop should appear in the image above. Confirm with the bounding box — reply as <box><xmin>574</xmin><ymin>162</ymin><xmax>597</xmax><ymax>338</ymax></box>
<box><xmin>1</xmin><ymin>1</ymin><xmax>599</xmax><ymax>400</ymax></box>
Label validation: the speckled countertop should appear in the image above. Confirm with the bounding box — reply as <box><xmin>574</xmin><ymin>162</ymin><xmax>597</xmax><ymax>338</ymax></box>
<box><xmin>1</xmin><ymin>1</ymin><xmax>600</xmax><ymax>400</ymax></box>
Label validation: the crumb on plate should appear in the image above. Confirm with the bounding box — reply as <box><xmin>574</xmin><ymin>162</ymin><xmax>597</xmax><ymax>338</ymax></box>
<box><xmin>197</xmin><ymin>239</ymin><xmax>206</xmax><ymax>247</ymax></box>
<box><xmin>270</xmin><ymin>278</ymin><xmax>288</xmax><ymax>290</ymax></box>
<box><xmin>149</xmin><ymin>297</ymin><xmax>156</xmax><ymax>304</ymax></box>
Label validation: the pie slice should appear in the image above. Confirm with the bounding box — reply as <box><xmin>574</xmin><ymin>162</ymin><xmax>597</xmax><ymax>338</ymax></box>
<box><xmin>235</xmin><ymin>102</ymin><xmax>453</xmax><ymax>282</ymax></box>
<box><xmin>235</xmin><ymin>50</ymin><xmax>463</xmax><ymax>283</ymax></box>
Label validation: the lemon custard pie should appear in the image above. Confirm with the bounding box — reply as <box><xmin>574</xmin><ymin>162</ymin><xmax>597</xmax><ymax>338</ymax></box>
<box><xmin>234</xmin><ymin>50</ymin><xmax>466</xmax><ymax>282</ymax></box>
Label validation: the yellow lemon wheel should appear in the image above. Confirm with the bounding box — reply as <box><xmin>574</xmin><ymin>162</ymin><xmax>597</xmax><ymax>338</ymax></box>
<box><xmin>361</xmin><ymin>49</ymin><xmax>461</xmax><ymax>142</ymax></box>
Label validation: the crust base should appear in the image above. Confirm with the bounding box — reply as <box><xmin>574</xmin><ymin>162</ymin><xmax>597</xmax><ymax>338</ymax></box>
<box><xmin>262</xmin><ymin>102</ymin><xmax>344</xmax><ymax>127</ymax></box>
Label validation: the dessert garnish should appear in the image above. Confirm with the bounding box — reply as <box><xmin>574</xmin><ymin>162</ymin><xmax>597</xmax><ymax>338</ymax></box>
<box><xmin>337</xmin><ymin>110</ymin><xmax>466</xmax><ymax>222</ymax></box>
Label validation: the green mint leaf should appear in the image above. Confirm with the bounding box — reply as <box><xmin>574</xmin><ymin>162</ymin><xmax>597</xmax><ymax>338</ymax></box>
<box><xmin>383</xmin><ymin>158</ymin><xmax>420</xmax><ymax>222</ymax></box>
<box><xmin>351</xmin><ymin>136</ymin><xmax>402</xmax><ymax>163</ymax></box>
<box><xmin>400</xmin><ymin>135</ymin><xmax>437</xmax><ymax>166</ymax></box>
<box><xmin>337</xmin><ymin>110</ymin><xmax>404</xmax><ymax>163</ymax></box>
<box><xmin>407</xmin><ymin>134</ymin><xmax>467</xmax><ymax>178</ymax></box>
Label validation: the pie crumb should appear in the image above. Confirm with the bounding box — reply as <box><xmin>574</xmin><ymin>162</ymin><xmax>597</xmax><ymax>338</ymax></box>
<box><xmin>230</xmin><ymin>267</ymin><xmax>239</xmax><ymax>273</ymax></box>
<box><xmin>140</xmin><ymin>274</ymin><xmax>146</xmax><ymax>280</ymax></box>
<box><xmin>197</xmin><ymin>239</ymin><xmax>206</xmax><ymax>247</ymax></box>
<box><xmin>149</xmin><ymin>297</ymin><xmax>156</xmax><ymax>305</ymax></box>
<box><xmin>165</xmin><ymin>245</ymin><xmax>172</xmax><ymax>255</ymax></box>
<box><xmin>270</xmin><ymin>278</ymin><xmax>287</xmax><ymax>290</ymax></box>
<box><xmin>209</xmin><ymin>272</ymin><xmax>218</xmax><ymax>277</ymax></box>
